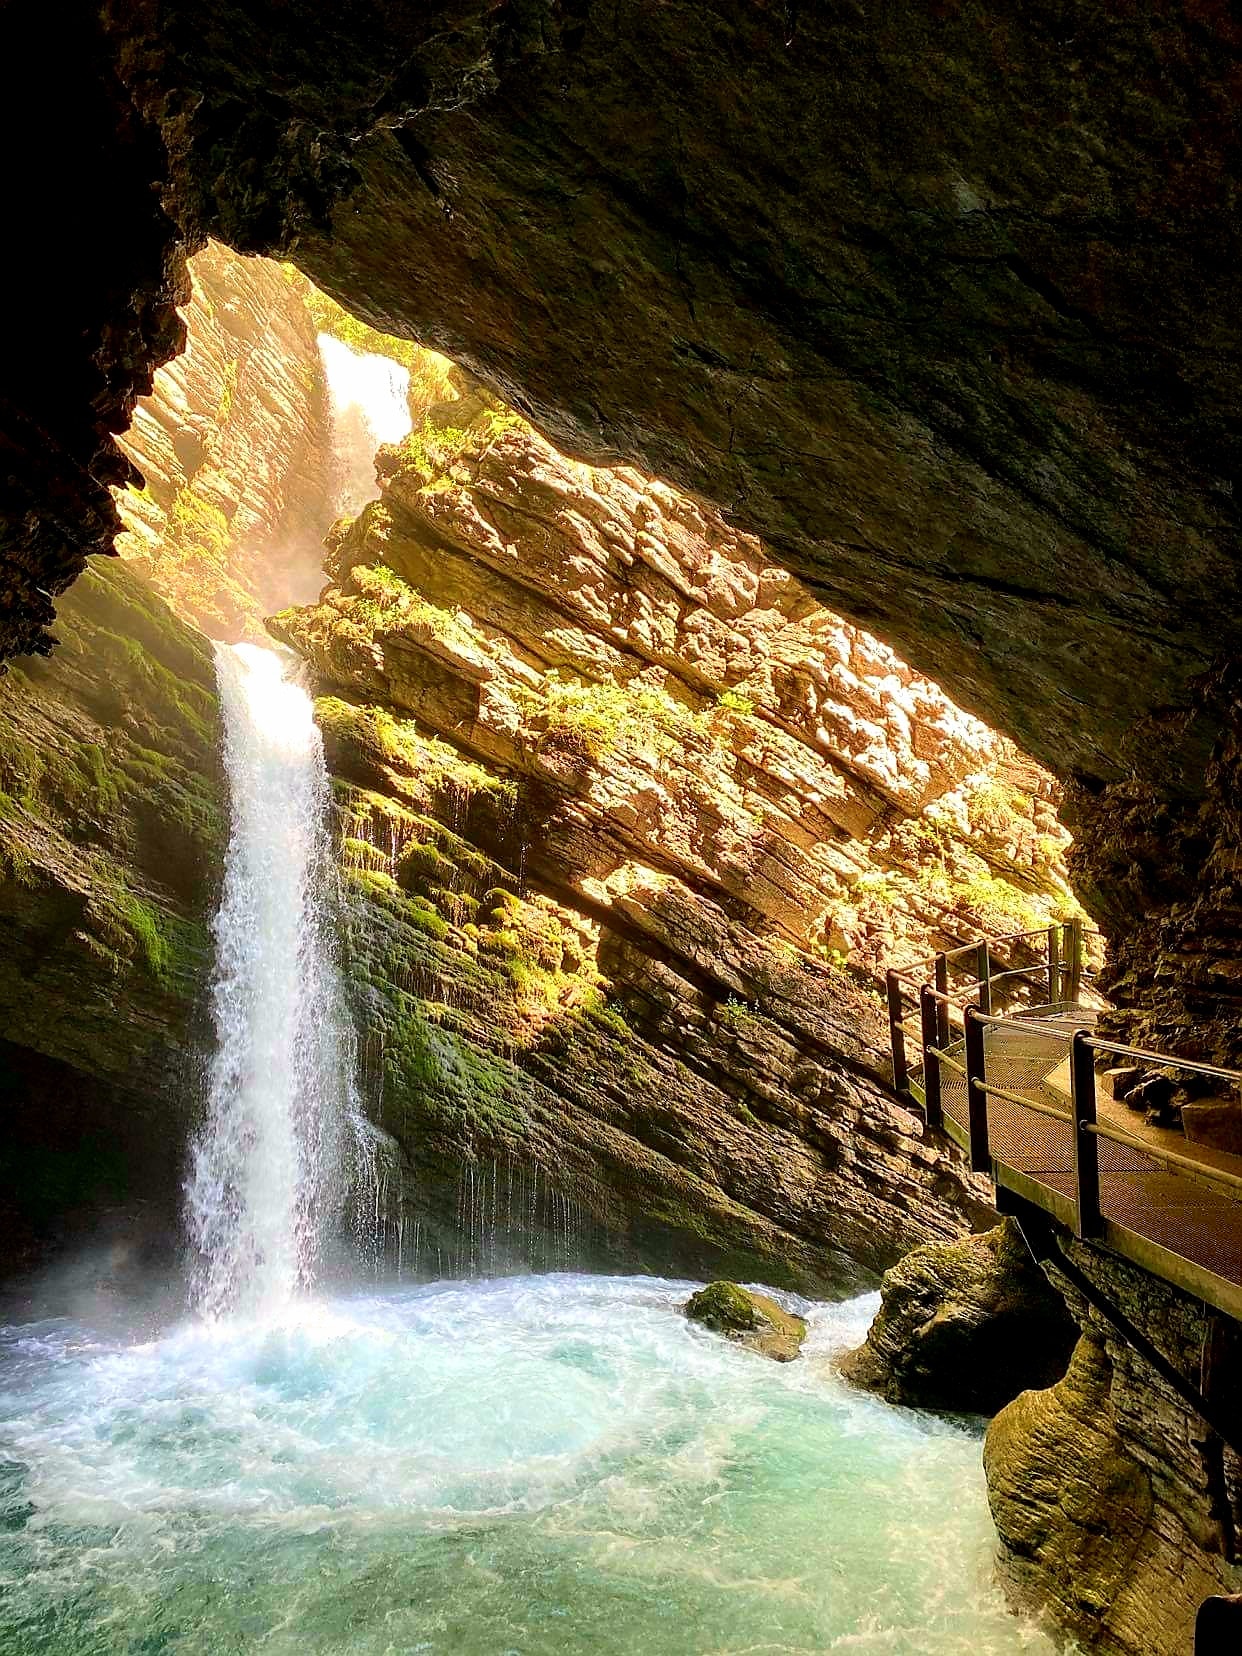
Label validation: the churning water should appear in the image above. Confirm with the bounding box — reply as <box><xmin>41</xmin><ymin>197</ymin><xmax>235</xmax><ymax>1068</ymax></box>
<box><xmin>184</xmin><ymin>643</ymin><xmax>369</xmax><ymax>1319</ymax></box>
<box><xmin>0</xmin><ymin>577</ymin><xmax>1055</xmax><ymax>1653</ymax></box>
<box><xmin>0</xmin><ymin>1278</ymin><xmax>1056</xmax><ymax>1655</ymax></box>
<box><xmin>317</xmin><ymin>332</ymin><xmax>411</xmax><ymax>516</ymax></box>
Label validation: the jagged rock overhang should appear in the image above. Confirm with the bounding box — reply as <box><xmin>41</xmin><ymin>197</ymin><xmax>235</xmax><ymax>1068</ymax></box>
<box><xmin>8</xmin><ymin>1</ymin><xmax>1241</xmax><ymax>810</ymax></box>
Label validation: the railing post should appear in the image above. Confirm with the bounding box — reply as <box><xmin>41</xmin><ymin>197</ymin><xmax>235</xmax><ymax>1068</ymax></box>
<box><xmin>964</xmin><ymin>1006</ymin><xmax>990</xmax><ymax>1172</ymax></box>
<box><xmin>886</xmin><ymin>970</ymin><xmax>909</xmax><ymax>1097</ymax></box>
<box><xmin>1063</xmin><ymin>917</ymin><xmax>1083</xmax><ymax>1005</ymax></box>
<box><xmin>976</xmin><ymin>942</ymin><xmax>992</xmax><ymax>1015</ymax></box>
<box><xmin>1071</xmin><ymin>1028</ymin><xmax>1102</xmax><ymax>1239</ymax></box>
<box><xmin>934</xmin><ymin>952</ymin><xmax>951</xmax><ymax>1046</ymax></box>
<box><xmin>920</xmin><ymin>984</ymin><xmax>943</xmax><ymax>1129</ymax></box>
<box><xmin>1047</xmin><ymin>923</ymin><xmax>1062</xmax><ymax>1006</ymax></box>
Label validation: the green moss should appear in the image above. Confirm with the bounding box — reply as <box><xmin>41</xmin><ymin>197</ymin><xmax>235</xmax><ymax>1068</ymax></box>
<box><xmin>716</xmin><ymin>688</ymin><xmax>755</xmax><ymax>716</ymax></box>
<box><xmin>385</xmin><ymin>408</ymin><xmax>528</xmax><ymax>486</ymax></box>
<box><xmin>381</xmin><ymin>1009</ymin><xmax>528</xmax><ymax>1141</ymax></box>
<box><xmin>165</xmin><ymin>487</ymin><xmax>232</xmax><ymax>566</ymax></box>
<box><xmin>401</xmin><ymin>843</ymin><xmax>455</xmax><ymax>883</ymax></box>
<box><xmin>718</xmin><ymin>995</ymin><xmax>757</xmax><ymax>1032</ymax></box>
<box><xmin>316</xmin><ymin>696</ymin><xmax>515</xmax><ymax>805</ymax></box>
<box><xmin>295</xmin><ymin>277</ymin><xmax>427</xmax><ymax>372</ymax></box>
<box><xmin>685</xmin><ymin>1280</ymin><xmax>760</xmax><ymax>1332</ymax></box>
<box><xmin>520</xmin><ymin>671</ymin><xmax>711</xmax><ymax>763</ymax></box>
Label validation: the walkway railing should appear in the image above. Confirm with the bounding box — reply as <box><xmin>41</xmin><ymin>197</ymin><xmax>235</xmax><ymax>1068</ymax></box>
<box><xmin>888</xmin><ymin>924</ymin><xmax>1242</xmax><ymax>1321</ymax></box>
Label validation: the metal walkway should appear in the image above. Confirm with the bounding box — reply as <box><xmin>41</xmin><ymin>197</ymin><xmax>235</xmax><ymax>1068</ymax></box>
<box><xmin>887</xmin><ymin>925</ymin><xmax>1242</xmax><ymax>1322</ymax></box>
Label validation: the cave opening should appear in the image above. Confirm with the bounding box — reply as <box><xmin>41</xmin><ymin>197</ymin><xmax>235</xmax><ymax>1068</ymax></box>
<box><xmin>4</xmin><ymin>6</ymin><xmax>1242</xmax><ymax>1648</ymax></box>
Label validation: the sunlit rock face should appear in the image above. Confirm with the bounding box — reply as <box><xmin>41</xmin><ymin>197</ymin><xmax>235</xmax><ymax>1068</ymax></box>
<box><xmin>262</xmin><ymin>383</ymin><xmax>1073</xmax><ymax>1288</ymax></box>
<box><xmin>64</xmin><ymin>1</ymin><xmax>1239</xmax><ymax>798</ymax></box>
<box><xmin>113</xmin><ymin>245</ymin><xmax>333</xmax><ymax>635</ymax></box>
<box><xmin>275</xmin><ymin>381</ymin><xmax>1074</xmax><ymax>977</ymax></box>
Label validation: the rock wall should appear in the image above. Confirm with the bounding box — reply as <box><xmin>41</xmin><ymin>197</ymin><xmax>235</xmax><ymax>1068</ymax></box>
<box><xmin>0</xmin><ymin>560</ymin><xmax>225</xmax><ymax>1263</ymax></box>
<box><xmin>113</xmin><ymin>242</ymin><xmax>332</xmax><ymax>635</ymax></box>
<box><xmin>839</xmin><ymin>1220</ymin><xmax>1077</xmax><ymax>1414</ymax></box>
<box><xmin>1069</xmin><ymin>668</ymin><xmax>1242</xmax><ymax>1072</ymax></box>
<box><xmin>986</xmin><ymin>1240</ymin><xmax>1242</xmax><ymax>1655</ymax></box>
<box><xmin>258</xmin><ymin>385</ymin><xmax>1082</xmax><ymax>1285</ymax></box>
<box><xmin>0</xmin><ymin>257</ymin><xmax>1058</xmax><ymax>1289</ymax></box>
<box><xmin>844</xmin><ymin>1212</ymin><xmax>1242</xmax><ymax>1654</ymax></box>
<box><xmin>277</xmin><ymin>386</ymin><xmax>1076</xmax><ymax>977</ymax></box>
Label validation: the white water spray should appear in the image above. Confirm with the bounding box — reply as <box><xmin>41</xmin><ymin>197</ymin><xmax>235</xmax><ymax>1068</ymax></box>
<box><xmin>185</xmin><ymin>643</ymin><xmax>363</xmax><ymax>1318</ymax></box>
<box><xmin>318</xmin><ymin>332</ymin><xmax>412</xmax><ymax>516</ymax></box>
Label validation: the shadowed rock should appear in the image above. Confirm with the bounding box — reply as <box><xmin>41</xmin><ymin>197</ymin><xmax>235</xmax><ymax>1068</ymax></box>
<box><xmin>839</xmin><ymin>1220</ymin><xmax>1076</xmax><ymax>1414</ymax></box>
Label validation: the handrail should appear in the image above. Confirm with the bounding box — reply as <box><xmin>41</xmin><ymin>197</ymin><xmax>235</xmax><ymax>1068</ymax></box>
<box><xmin>893</xmin><ymin>923</ymin><xmax>1103</xmax><ymax>980</ymax></box>
<box><xmin>890</xmin><ymin>921</ymin><xmax>1242</xmax><ymax>1323</ymax></box>
<box><xmin>1085</xmin><ymin>1037</ymin><xmax>1242</xmax><ymax>1088</ymax></box>
<box><xmin>1088</xmin><ymin>1120</ymin><xmax>1242</xmax><ymax>1198</ymax></box>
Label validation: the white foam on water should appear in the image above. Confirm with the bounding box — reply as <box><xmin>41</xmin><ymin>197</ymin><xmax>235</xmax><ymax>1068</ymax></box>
<box><xmin>0</xmin><ymin>1276</ymin><xmax>1060</xmax><ymax>1655</ymax></box>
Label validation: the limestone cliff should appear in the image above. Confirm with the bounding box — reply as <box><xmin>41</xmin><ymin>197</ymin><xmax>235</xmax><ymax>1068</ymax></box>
<box><xmin>112</xmin><ymin>242</ymin><xmax>332</xmax><ymax>636</ymax></box>
<box><xmin>260</xmin><ymin>385</ymin><xmax>1081</xmax><ymax>1285</ymax></box>
<box><xmin>0</xmin><ymin>561</ymin><xmax>225</xmax><ymax>1262</ymax></box>
<box><xmin>1</xmin><ymin>259</ymin><xmax>1071</xmax><ymax>1289</ymax></box>
<box><xmin>277</xmin><ymin>387</ymin><xmax>1076</xmax><ymax>977</ymax></box>
<box><xmin>986</xmin><ymin>1241</ymin><xmax>1242</xmax><ymax>1656</ymax></box>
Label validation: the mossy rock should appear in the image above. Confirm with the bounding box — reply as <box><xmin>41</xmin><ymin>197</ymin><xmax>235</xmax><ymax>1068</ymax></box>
<box><xmin>837</xmin><ymin>1219</ymin><xmax>1077</xmax><ymax>1413</ymax></box>
<box><xmin>684</xmin><ymin>1280</ymin><xmax>808</xmax><ymax>1362</ymax></box>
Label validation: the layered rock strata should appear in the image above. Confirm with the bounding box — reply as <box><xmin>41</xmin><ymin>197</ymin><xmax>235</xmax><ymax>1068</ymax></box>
<box><xmin>839</xmin><ymin>1219</ymin><xmax>1077</xmax><ymax>1414</ymax></box>
<box><xmin>14</xmin><ymin>3</ymin><xmax>1241</xmax><ymax>815</ymax></box>
<box><xmin>276</xmin><ymin>390</ymin><xmax>1075</xmax><ymax>977</ymax></box>
<box><xmin>113</xmin><ymin>242</ymin><xmax>332</xmax><ymax>635</ymax></box>
<box><xmin>258</xmin><ymin>392</ymin><xmax>1087</xmax><ymax>1284</ymax></box>
<box><xmin>0</xmin><ymin>561</ymin><xmax>225</xmax><ymax>1262</ymax></box>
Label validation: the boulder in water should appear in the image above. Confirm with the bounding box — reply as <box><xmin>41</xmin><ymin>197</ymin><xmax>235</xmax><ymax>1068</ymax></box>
<box><xmin>838</xmin><ymin>1220</ymin><xmax>1076</xmax><ymax>1414</ymax></box>
<box><xmin>684</xmin><ymin>1281</ymin><xmax>808</xmax><ymax>1362</ymax></box>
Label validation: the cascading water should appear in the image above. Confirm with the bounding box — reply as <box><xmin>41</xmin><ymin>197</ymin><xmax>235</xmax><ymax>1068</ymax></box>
<box><xmin>317</xmin><ymin>332</ymin><xmax>412</xmax><ymax>516</ymax></box>
<box><xmin>184</xmin><ymin>642</ymin><xmax>364</xmax><ymax>1318</ymax></box>
<box><xmin>0</xmin><ymin>326</ymin><xmax>1059</xmax><ymax>1656</ymax></box>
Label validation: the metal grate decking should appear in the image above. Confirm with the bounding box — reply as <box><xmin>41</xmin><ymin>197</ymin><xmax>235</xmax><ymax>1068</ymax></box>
<box><xmin>889</xmin><ymin>925</ymin><xmax>1242</xmax><ymax>1323</ymax></box>
<box><xmin>935</xmin><ymin>1018</ymin><xmax>1242</xmax><ymax>1293</ymax></box>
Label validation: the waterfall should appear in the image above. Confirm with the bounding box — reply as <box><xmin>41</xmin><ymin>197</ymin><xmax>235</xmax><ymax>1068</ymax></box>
<box><xmin>185</xmin><ymin>642</ymin><xmax>365</xmax><ymax>1318</ymax></box>
<box><xmin>317</xmin><ymin>332</ymin><xmax>412</xmax><ymax>516</ymax></box>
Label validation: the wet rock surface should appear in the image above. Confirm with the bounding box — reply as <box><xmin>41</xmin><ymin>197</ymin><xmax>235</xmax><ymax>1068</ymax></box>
<box><xmin>984</xmin><ymin>1240</ymin><xmax>1242</xmax><ymax>1655</ymax></box>
<box><xmin>684</xmin><ymin>1280</ymin><xmax>808</xmax><ymax>1362</ymax></box>
<box><xmin>0</xmin><ymin>561</ymin><xmax>226</xmax><ymax>1259</ymax></box>
<box><xmin>839</xmin><ymin>1219</ymin><xmax>1077</xmax><ymax>1415</ymax></box>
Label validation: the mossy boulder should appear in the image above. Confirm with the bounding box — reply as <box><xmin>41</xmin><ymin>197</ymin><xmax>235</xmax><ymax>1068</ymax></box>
<box><xmin>684</xmin><ymin>1280</ymin><xmax>808</xmax><ymax>1362</ymax></box>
